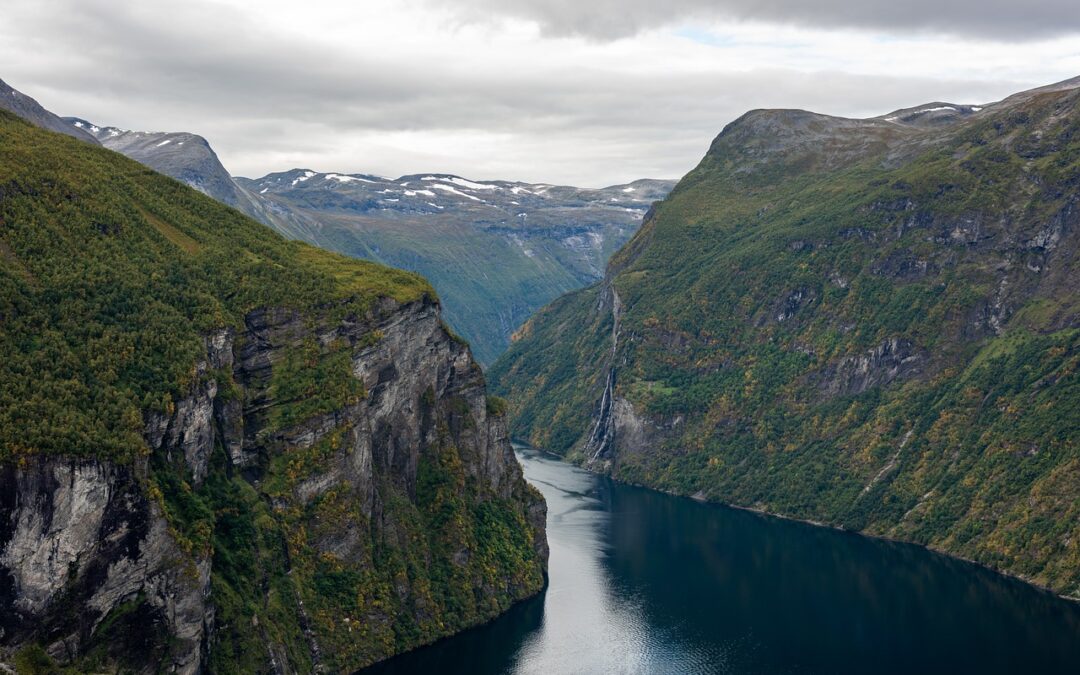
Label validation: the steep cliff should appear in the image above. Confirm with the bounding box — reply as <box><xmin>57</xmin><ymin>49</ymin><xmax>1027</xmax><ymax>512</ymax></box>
<box><xmin>490</xmin><ymin>77</ymin><xmax>1080</xmax><ymax>598</ymax></box>
<box><xmin>0</xmin><ymin>110</ymin><xmax>546</xmax><ymax>673</ymax></box>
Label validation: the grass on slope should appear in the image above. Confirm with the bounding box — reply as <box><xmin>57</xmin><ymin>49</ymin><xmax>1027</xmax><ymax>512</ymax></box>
<box><xmin>0</xmin><ymin>109</ymin><xmax>431</xmax><ymax>462</ymax></box>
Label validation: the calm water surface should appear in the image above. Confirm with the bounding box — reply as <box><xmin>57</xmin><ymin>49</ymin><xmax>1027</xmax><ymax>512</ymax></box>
<box><xmin>362</xmin><ymin>447</ymin><xmax>1080</xmax><ymax>674</ymax></box>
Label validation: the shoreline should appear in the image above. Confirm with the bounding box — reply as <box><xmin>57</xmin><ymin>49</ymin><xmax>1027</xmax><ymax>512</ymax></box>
<box><xmin>512</xmin><ymin>441</ymin><xmax>1080</xmax><ymax>606</ymax></box>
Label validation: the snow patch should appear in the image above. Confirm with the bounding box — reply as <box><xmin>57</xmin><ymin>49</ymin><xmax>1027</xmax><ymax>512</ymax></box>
<box><xmin>156</xmin><ymin>139</ymin><xmax>172</xmax><ymax>147</ymax></box>
<box><xmin>886</xmin><ymin>105</ymin><xmax>963</xmax><ymax>123</ymax></box>
<box><xmin>447</xmin><ymin>176</ymin><xmax>498</xmax><ymax>190</ymax></box>
<box><xmin>422</xmin><ymin>176</ymin><xmax>498</xmax><ymax>191</ymax></box>
<box><xmin>326</xmin><ymin>173</ymin><xmax>375</xmax><ymax>183</ymax></box>
<box><xmin>430</xmin><ymin>183</ymin><xmax>483</xmax><ymax>202</ymax></box>
<box><xmin>291</xmin><ymin>170</ymin><xmax>316</xmax><ymax>186</ymax></box>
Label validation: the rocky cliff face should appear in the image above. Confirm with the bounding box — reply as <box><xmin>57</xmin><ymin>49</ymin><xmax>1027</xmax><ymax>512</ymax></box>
<box><xmin>0</xmin><ymin>458</ymin><xmax>210</xmax><ymax>673</ymax></box>
<box><xmin>1</xmin><ymin>295</ymin><xmax>546</xmax><ymax>673</ymax></box>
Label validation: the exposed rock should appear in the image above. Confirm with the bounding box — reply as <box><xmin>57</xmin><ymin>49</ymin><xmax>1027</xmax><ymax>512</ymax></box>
<box><xmin>145</xmin><ymin>379</ymin><xmax>218</xmax><ymax>486</ymax></box>
<box><xmin>819</xmin><ymin>337</ymin><xmax>924</xmax><ymax>397</ymax></box>
<box><xmin>769</xmin><ymin>287</ymin><xmax>816</xmax><ymax>324</ymax></box>
<box><xmin>0</xmin><ymin>458</ymin><xmax>209</xmax><ymax>673</ymax></box>
<box><xmin>871</xmin><ymin>250</ymin><xmax>935</xmax><ymax>280</ymax></box>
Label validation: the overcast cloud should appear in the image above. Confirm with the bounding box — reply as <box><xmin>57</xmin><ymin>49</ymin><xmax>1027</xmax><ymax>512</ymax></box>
<box><xmin>433</xmin><ymin>0</ymin><xmax>1080</xmax><ymax>41</ymax></box>
<box><xmin>1</xmin><ymin>0</ymin><xmax>1078</xmax><ymax>185</ymax></box>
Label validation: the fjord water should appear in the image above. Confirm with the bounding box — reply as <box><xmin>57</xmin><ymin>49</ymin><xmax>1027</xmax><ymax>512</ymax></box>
<box><xmin>363</xmin><ymin>447</ymin><xmax>1080</xmax><ymax>674</ymax></box>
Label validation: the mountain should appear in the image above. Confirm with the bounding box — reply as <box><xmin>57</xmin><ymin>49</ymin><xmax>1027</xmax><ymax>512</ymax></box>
<box><xmin>0</xmin><ymin>109</ymin><xmax>546</xmax><ymax>672</ymax></box>
<box><xmin>237</xmin><ymin>170</ymin><xmax>674</xmax><ymax>363</ymax></box>
<box><xmin>0</xmin><ymin>78</ymin><xmax>98</xmax><ymax>144</ymax></box>
<box><xmin>60</xmin><ymin>115</ymin><xmax>672</xmax><ymax>364</ymax></box>
<box><xmin>489</xmin><ymin>77</ymin><xmax>1080</xmax><ymax>598</ymax></box>
<box><xmin>65</xmin><ymin>118</ymin><xmax>259</xmax><ymax>213</ymax></box>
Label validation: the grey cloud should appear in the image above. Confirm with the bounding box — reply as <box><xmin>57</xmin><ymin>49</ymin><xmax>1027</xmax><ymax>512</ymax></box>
<box><xmin>0</xmin><ymin>0</ymin><xmax>1046</xmax><ymax>185</ymax></box>
<box><xmin>428</xmin><ymin>0</ymin><xmax>1080</xmax><ymax>41</ymax></box>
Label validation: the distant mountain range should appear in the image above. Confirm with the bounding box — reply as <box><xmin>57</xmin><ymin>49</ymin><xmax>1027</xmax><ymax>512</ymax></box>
<box><xmin>233</xmin><ymin>170</ymin><xmax>673</xmax><ymax>363</ymax></box>
<box><xmin>0</xmin><ymin>77</ymin><xmax>672</xmax><ymax>364</ymax></box>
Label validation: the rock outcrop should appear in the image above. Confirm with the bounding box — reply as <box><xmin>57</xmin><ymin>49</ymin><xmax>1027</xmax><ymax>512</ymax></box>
<box><xmin>818</xmin><ymin>337</ymin><xmax>924</xmax><ymax>398</ymax></box>
<box><xmin>1</xmin><ymin>295</ymin><xmax>546</xmax><ymax>672</ymax></box>
<box><xmin>0</xmin><ymin>458</ymin><xmax>210</xmax><ymax>673</ymax></box>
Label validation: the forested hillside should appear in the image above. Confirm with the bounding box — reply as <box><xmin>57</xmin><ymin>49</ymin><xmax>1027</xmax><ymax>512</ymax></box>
<box><xmin>491</xmin><ymin>78</ymin><xmax>1080</xmax><ymax>598</ymax></box>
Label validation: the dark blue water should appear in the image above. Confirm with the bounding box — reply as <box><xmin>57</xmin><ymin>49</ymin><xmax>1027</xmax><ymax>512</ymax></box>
<box><xmin>362</xmin><ymin>447</ymin><xmax>1080</xmax><ymax>674</ymax></box>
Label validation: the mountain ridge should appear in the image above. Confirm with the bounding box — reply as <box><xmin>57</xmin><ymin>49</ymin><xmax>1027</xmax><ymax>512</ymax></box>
<box><xmin>0</xmin><ymin>78</ymin><xmax>99</xmax><ymax>144</ymax></box>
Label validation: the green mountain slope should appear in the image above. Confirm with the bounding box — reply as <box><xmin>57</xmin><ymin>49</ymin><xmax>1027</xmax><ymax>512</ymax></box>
<box><xmin>490</xmin><ymin>78</ymin><xmax>1080</xmax><ymax>598</ymax></box>
<box><xmin>0</xmin><ymin>110</ymin><xmax>545</xmax><ymax>672</ymax></box>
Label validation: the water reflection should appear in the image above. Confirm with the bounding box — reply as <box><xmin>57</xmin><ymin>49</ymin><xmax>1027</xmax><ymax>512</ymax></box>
<box><xmin>361</xmin><ymin>447</ymin><xmax>1080</xmax><ymax>674</ymax></box>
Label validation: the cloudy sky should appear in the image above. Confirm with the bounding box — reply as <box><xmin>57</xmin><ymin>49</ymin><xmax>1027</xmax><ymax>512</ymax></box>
<box><xmin>3</xmin><ymin>0</ymin><xmax>1079</xmax><ymax>186</ymax></box>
